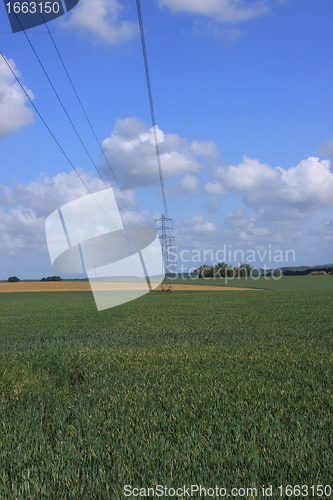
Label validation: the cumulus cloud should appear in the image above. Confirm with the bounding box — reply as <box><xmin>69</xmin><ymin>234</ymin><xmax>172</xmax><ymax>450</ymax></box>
<box><xmin>197</xmin><ymin>155</ymin><xmax>333</xmax><ymax>255</ymax></box>
<box><xmin>223</xmin><ymin>207</ymin><xmax>303</xmax><ymax>246</ymax></box>
<box><xmin>0</xmin><ymin>171</ymin><xmax>101</xmax><ymax>257</ymax></box>
<box><xmin>0</xmin><ymin>170</ymin><xmax>109</xmax><ymax>217</ymax></box>
<box><xmin>158</xmin><ymin>0</ymin><xmax>269</xmax><ymax>23</ymax></box>
<box><xmin>318</xmin><ymin>136</ymin><xmax>333</xmax><ymax>158</ymax></box>
<box><xmin>0</xmin><ymin>56</ymin><xmax>35</xmax><ymax>137</ymax></box>
<box><xmin>183</xmin><ymin>214</ymin><xmax>217</xmax><ymax>233</ymax></box>
<box><xmin>0</xmin><ymin>170</ymin><xmax>143</xmax><ymax>258</ymax></box>
<box><xmin>101</xmin><ymin>117</ymin><xmax>213</xmax><ymax>188</ymax></box>
<box><xmin>190</xmin><ymin>139</ymin><xmax>220</xmax><ymax>159</ymax></box>
<box><xmin>215</xmin><ymin>156</ymin><xmax>333</xmax><ymax>212</ymax></box>
<box><xmin>192</xmin><ymin>19</ymin><xmax>246</xmax><ymax>45</ymax></box>
<box><xmin>0</xmin><ymin>205</ymin><xmax>43</xmax><ymax>249</ymax></box>
<box><xmin>311</xmin><ymin>218</ymin><xmax>333</xmax><ymax>241</ymax></box>
<box><xmin>204</xmin><ymin>196</ymin><xmax>221</xmax><ymax>214</ymax></box>
<box><xmin>179</xmin><ymin>174</ymin><xmax>200</xmax><ymax>190</ymax></box>
<box><xmin>204</xmin><ymin>180</ymin><xmax>227</xmax><ymax>195</ymax></box>
<box><xmin>62</xmin><ymin>0</ymin><xmax>137</xmax><ymax>44</ymax></box>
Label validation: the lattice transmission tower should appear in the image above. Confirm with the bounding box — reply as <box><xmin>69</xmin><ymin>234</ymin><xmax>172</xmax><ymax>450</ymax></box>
<box><xmin>136</xmin><ymin>0</ymin><xmax>176</xmax><ymax>291</ymax></box>
<box><xmin>155</xmin><ymin>215</ymin><xmax>175</xmax><ymax>292</ymax></box>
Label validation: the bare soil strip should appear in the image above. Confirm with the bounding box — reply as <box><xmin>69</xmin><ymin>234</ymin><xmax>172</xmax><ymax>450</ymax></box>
<box><xmin>0</xmin><ymin>282</ymin><xmax>262</xmax><ymax>292</ymax></box>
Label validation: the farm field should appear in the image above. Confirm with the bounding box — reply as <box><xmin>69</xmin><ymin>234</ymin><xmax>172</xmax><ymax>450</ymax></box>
<box><xmin>170</xmin><ymin>274</ymin><xmax>333</xmax><ymax>290</ymax></box>
<box><xmin>0</xmin><ymin>278</ymin><xmax>332</xmax><ymax>499</ymax></box>
<box><xmin>0</xmin><ymin>281</ymin><xmax>262</xmax><ymax>293</ymax></box>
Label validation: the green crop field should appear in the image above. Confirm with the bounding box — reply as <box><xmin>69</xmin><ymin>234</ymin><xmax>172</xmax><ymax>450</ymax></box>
<box><xmin>0</xmin><ymin>278</ymin><xmax>332</xmax><ymax>499</ymax></box>
<box><xmin>170</xmin><ymin>274</ymin><xmax>333</xmax><ymax>290</ymax></box>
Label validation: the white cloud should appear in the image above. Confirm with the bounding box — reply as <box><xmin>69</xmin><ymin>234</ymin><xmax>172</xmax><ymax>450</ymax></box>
<box><xmin>0</xmin><ymin>171</ymin><xmax>150</xmax><ymax>278</ymax></box>
<box><xmin>215</xmin><ymin>156</ymin><xmax>333</xmax><ymax>212</ymax></box>
<box><xmin>0</xmin><ymin>172</ymin><xmax>99</xmax><ymax>258</ymax></box>
<box><xmin>158</xmin><ymin>0</ymin><xmax>270</xmax><ymax>23</ymax></box>
<box><xmin>318</xmin><ymin>136</ymin><xmax>333</xmax><ymax>158</ymax></box>
<box><xmin>192</xmin><ymin>18</ymin><xmax>247</xmax><ymax>44</ymax></box>
<box><xmin>179</xmin><ymin>174</ymin><xmax>200</xmax><ymax>190</ymax></box>
<box><xmin>204</xmin><ymin>196</ymin><xmax>221</xmax><ymax>214</ymax></box>
<box><xmin>183</xmin><ymin>214</ymin><xmax>217</xmax><ymax>233</ymax></box>
<box><xmin>204</xmin><ymin>180</ymin><xmax>227</xmax><ymax>195</ymax></box>
<box><xmin>223</xmin><ymin>207</ymin><xmax>300</xmax><ymax>245</ymax></box>
<box><xmin>62</xmin><ymin>0</ymin><xmax>137</xmax><ymax>44</ymax></box>
<box><xmin>216</xmin><ymin>156</ymin><xmax>279</xmax><ymax>192</ymax></box>
<box><xmin>202</xmin><ymin>156</ymin><xmax>333</xmax><ymax>254</ymax></box>
<box><xmin>0</xmin><ymin>56</ymin><xmax>35</xmax><ymax>137</ymax></box>
<box><xmin>311</xmin><ymin>218</ymin><xmax>333</xmax><ymax>241</ymax></box>
<box><xmin>0</xmin><ymin>170</ymin><xmax>143</xmax><ymax>254</ymax></box>
<box><xmin>0</xmin><ymin>170</ymin><xmax>108</xmax><ymax>217</ymax></box>
<box><xmin>193</xmin><ymin>220</ymin><xmax>217</xmax><ymax>232</ymax></box>
<box><xmin>190</xmin><ymin>139</ymin><xmax>219</xmax><ymax>159</ymax></box>
<box><xmin>101</xmin><ymin>117</ymin><xmax>213</xmax><ymax>188</ymax></box>
<box><xmin>0</xmin><ymin>205</ymin><xmax>45</xmax><ymax>258</ymax></box>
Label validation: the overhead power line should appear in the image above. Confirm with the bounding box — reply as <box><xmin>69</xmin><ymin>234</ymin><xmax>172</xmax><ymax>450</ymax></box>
<box><xmin>135</xmin><ymin>0</ymin><xmax>169</xmax><ymax>220</ymax></box>
<box><xmin>135</xmin><ymin>0</ymin><xmax>176</xmax><ymax>291</ymax></box>
<box><xmin>1</xmin><ymin>53</ymin><xmax>150</xmax><ymax>257</ymax></box>
<box><xmin>40</xmin><ymin>16</ymin><xmax>146</xmax><ymax>227</ymax></box>
<box><xmin>3</xmin><ymin>2</ymin><xmax>176</xmax><ymax>280</ymax></box>
<box><xmin>0</xmin><ymin>52</ymin><xmax>122</xmax><ymax>235</ymax></box>
<box><xmin>7</xmin><ymin>1</ymin><xmax>147</xmax><ymax>232</ymax></box>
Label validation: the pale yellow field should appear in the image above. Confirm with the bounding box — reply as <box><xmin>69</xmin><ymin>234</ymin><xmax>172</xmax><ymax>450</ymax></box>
<box><xmin>0</xmin><ymin>281</ymin><xmax>262</xmax><ymax>292</ymax></box>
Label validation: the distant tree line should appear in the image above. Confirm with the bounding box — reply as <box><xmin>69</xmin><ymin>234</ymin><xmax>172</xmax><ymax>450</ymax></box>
<box><xmin>40</xmin><ymin>276</ymin><xmax>63</xmax><ymax>281</ymax></box>
<box><xmin>195</xmin><ymin>264</ymin><xmax>333</xmax><ymax>278</ymax></box>
<box><xmin>194</xmin><ymin>263</ymin><xmax>254</xmax><ymax>278</ymax></box>
<box><xmin>7</xmin><ymin>276</ymin><xmax>64</xmax><ymax>282</ymax></box>
<box><xmin>283</xmin><ymin>266</ymin><xmax>333</xmax><ymax>276</ymax></box>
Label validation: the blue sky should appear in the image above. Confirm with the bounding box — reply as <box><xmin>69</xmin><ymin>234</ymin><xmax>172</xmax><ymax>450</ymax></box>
<box><xmin>1</xmin><ymin>0</ymin><xmax>333</xmax><ymax>279</ymax></box>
